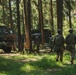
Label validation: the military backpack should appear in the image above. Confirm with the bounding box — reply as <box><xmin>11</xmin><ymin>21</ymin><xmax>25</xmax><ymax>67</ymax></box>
<box><xmin>54</xmin><ymin>35</ymin><xmax>64</xmax><ymax>45</ymax></box>
<box><xmin>66</xmin><ymin>34</ymin><xmax>75</xmax><ymax>44</ymax></box>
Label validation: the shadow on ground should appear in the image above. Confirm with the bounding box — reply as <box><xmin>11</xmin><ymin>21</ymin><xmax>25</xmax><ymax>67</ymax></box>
<box><xmin>0</xmin><ymin>53</ymin><xmax>76</xmax><ymax>75</ymax></box>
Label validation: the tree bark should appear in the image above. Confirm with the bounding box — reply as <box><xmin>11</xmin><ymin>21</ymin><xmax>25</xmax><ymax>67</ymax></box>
<box><xmin>16</xmin><ymin>0</ymin><xmax>22</xmax><ymax>52</ymax></box>
<box><xmin>27</xmin><ymin>0</ymin><xmax>33</xmax><ymax>53</ymax></box>
<box><xmin>50</xmin><ymin>0</ymin><xmax>54</xmax><ymax>34</ymax></box>
<box><xmin>38</xmin><ymin>0</ymin><xmax>44</xmax><ymax>45</ymax></box>
<box><xmin>9</xmin><ymin>0</ymin><xmax>13</xmax><ymax>27</ymax></box>
<box><xmin>2</xmin><ymin>0</ymin><xmax>5</xmax><ymax>24</ymax></box>
<box><xmin>56</xmin><ymin>0</ymin><xmax>63</xmax><ymax>31</ymax></box>
<box><xmin>68</xmin><ymin>0</ymin><xmax>72</xmax><ymax>28</ymax></box>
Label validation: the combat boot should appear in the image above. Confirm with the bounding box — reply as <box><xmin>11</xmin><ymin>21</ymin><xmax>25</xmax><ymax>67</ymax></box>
<box><xmin>56</xmin><ymin>58</ymin><xmax>58</xmax><ymax>62</ymax></box>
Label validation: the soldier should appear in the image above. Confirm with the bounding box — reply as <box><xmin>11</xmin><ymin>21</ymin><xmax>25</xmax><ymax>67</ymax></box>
<box><xmin>32</xmin><ymin>33</ymin><xmax>41</xmax><ymax>54</ymax></box>
<box><xmin>35</xmin><ymin>35</ymin><xmax>40</xmax><ymax>53</ymax></box>
<box><xmin>65</xmin><ymin>28</ymin><xmax>76</xmax><ymax>64</ymax></box>
<box><xmin>49</xmin><ymin>36</ymin><xmax>54</xmax><ymax>52</ymax></box>
<box><xmin>53</xmin><ymin>29</ymin><xmax>64</xmax><ymax>62</ymax></box>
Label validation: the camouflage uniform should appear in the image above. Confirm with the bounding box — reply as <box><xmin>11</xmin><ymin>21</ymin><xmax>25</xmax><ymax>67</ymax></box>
<box><xmin>54</xmin><ymin>29</ymin><xmax>64</xmax><ymax>62</ymax></box>
<box><xmin>34</xmin><ymin>36</ymin><xmax>40</xmax><ymax>53</ymax></box>
<box><xmin>65</xmin><ymin>28</ymin><xmax>76</xmax><ymax>64</ymax></box>
<box><xmin>49</xmin><ymin>36</ymin><xmax>54</xmax><ymax>52</ymax></box>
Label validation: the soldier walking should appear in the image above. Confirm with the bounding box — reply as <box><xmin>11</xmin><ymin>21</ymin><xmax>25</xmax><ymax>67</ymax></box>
<box><xmin>65</xmin><ymin>28</ymin><xmax>76</xmax><ymax>64</ymax></box>
<box><xmin>53</xmin><ymin>29</ymin><xmax>65</xmax><ymax>62</ymax></box>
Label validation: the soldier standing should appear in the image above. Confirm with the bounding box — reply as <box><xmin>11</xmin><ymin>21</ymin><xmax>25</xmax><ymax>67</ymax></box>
<box><xmin>53</xmin><ymin>29</ymin><xmax>64</xmax><ymax>62</ymax></box>
<box><xmin>49</xmin><ymin>36</ymin><xmax>54</xmax><ymax>52</ymax></box>
<box><xmin>65</xmin><ymin>28</ymin><xmax>76</xmax><ymax>64</ymax></box>
<box><xmin>32</xmin><ymin>34</ymin><xmax>40</xmax><ymax>54</ymax></box>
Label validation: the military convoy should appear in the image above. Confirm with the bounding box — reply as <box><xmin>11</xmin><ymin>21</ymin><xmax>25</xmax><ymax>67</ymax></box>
<box><xmin>0</xmin><ymin>26</ymin><xmax>16</xmax><ymax>53</ymax></box>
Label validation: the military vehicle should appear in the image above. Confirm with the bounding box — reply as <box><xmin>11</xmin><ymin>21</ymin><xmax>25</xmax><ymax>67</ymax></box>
<box><xmin>0</xmin><ymin>26</ymin><xmax>16</xmax><ymax>53</ymax></box>
<box><xmin>31</xmin><ymin>29</ymin><xmax>52</xmax><ymax>43</ymax></box>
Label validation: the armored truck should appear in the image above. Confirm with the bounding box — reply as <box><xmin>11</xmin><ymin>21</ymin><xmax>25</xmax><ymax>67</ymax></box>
<box><xmin>0</xmin><ymin>26</ymin><xmax>16</xmax><ymax>53</ymax></box>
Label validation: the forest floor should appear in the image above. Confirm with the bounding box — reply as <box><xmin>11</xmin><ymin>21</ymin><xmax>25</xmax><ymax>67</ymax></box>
<box><xmin>0</xmin><ymin>49</ymin><xmax>76</xmax><ymax>75</ymax></box>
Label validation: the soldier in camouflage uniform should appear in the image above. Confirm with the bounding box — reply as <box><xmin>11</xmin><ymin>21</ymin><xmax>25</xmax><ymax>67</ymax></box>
<box><xmin>53</xmin><ymin>29</ymin><xmax>64</xmax><ymax>62</ymax></box>
<box><xmin>65</xmin><ymin>28</ymin><xmax>76</xmax><ymax>64</ymax></box>
<box><xmin>49</xmin><ymin>36</ymin><xmax>54</xmax><ymax>52</ymax></box>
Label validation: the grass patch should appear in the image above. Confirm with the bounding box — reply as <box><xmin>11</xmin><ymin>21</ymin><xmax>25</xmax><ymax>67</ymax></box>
<box><xmin>0</xmin><ymin>51</ymin><xmax>76</xmax><ymax>75</ymax></box>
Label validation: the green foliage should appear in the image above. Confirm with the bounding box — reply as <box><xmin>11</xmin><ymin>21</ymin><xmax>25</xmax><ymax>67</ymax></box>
<box><xmin>0</xmin><ymin>0</ymin><xmax>76</xmax><ymax>35</ymax></box>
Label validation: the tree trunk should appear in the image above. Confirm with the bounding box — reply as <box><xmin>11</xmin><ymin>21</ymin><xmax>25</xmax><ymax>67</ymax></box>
<box><xmin>27</xmin><ymin>0</ymin><xmax>33</xmax><ymax>53</ymax></box>
<box><xmin>38</xmin><ymin>0</ymin><xmax>44</xmax><ymax>45</ymax></box>
<box><xmin>9</xmin><ymin>0</ymin><xmax>13</xmax><ymax>27</ymax></box>
<box><xmin>56</xmin><ymin>0</ymin><xmax>63</xmax><ymax>31</ymax></box>
<box><xmin>23</xmin><ymin>0</ymin><xmax>29</xmax><ymax>49</ymax></box>
<box><xmin>21</xmin><ymin>10</ymin><xmax>25</xmax><ymax>52</ymax></box>
<box><xmin>23</xmin><ymin>0</ymin><xmax>32</xmax><ymax>53</ymax></box>
<box><xmin>50</xmin><ymin>0</ymin><xmax>54</xmax><ymax>34</ymax></box>
<box><xmin>16</xmin><ymin>0</ymin><xmax>22</xmax><ymax>52</ymax></box>
<box><xmin>2</xmin><ymin>0</ymin><xmax>5</xmax><ymax>24</ymax></box>
<box><xmin>68</xmin><ymin>0</ymin><xmax>72</xmax><ymax>28</ymax></box>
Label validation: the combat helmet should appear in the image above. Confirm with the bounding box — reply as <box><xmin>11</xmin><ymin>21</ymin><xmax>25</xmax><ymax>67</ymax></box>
<box><xmin>69</xmin><ymin>28</ymin><xmax>73</xmax><ymax>33</ymax></box>
<box><xmin>57</xmin><ymin>29</ymin><xmax>62</xmax><ymax>34</ymax></box>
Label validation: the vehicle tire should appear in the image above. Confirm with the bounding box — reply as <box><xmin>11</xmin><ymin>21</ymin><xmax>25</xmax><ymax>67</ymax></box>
<box><xmin>3</xmin><ymin>47</ymin><xmax>12</xmax><ymax>53</ymax></box>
